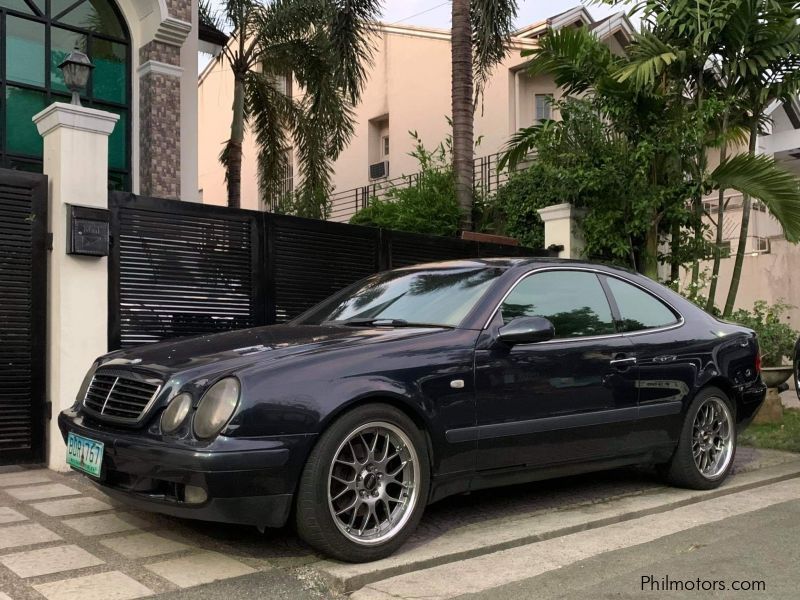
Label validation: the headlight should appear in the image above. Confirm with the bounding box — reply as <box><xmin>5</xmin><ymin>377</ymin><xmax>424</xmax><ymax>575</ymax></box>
<box><xmin>76</xmin><ymin>361</ymin><xmax>99</xmax><ymax>405</ymax></box>
<box><xmin>193</xmin><ymin>378</ymin><xmax>240</xmax><ymax>439</ymax></box>
<box><xmin>161</xmin><ymin>393</ymin><xmax>192</xmax><ymax>434</ymax></box>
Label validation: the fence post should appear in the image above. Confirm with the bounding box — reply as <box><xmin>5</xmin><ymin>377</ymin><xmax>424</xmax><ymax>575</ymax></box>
<box><xmin>537</xmin><ymin>203</ymin><xmax>586</xmax><ymax>259</ymax></box>
<box><xmin>34</xmin><ymin>102</ymin><xmax>118</xmax><ymax>471</ymax></box>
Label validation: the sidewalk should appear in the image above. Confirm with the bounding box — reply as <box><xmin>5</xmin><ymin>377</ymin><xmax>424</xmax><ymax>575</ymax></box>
<box><xmin>2</xmin><ymin>448</ymin><xmax>798</xmax><ymax>599</ymax></box>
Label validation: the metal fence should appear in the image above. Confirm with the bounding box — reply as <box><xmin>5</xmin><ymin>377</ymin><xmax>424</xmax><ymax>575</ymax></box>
<box><xmin>328</xmin><ymin>152</ymin><xmax>519</xmax><ymax>222</ymax></box>
<box><xmin>108</xmin><ymin>192</ymin><xmax>549</xmax><ymax>350</ymax></box>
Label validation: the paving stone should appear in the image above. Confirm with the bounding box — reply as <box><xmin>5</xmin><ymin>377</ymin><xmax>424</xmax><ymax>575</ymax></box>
<box><xmin>0</xmin><ymin>507</ymin><xmax>27</xmax><ymax>524</ymax></box>
<box><xmin>146</xmin><ymin>551</ymin><xmax>256</xmax><ymax>588</ymax></box>
<box><xmin>0</xmin><ymin>544</ymin><xmax>104</xmax><ymax>578</ymax></box>
<box><xmin>62</xmin><ymin>513</ymin><xmax>148</xmax><ymax>537</ymax></box>
<box><xmin>33</xmin><ymin>571</ymin><xmax>153</xmax><ymax>600</ymax></box>
<box><xmin>31</xmin><ymin>497</ymin><xmax>112</xmax><ymax>517</ymax></box>
<box><xmin>0</xmin><ymin>472</ymin><xmax>51</xmax><ymax>487</ymax></box>
<box><xmin>0</xmin><ymin>523</ymin><xmax>61</xmax><ymax>550</ymax></box>
<box><xmin>100</xmin><ymin>532</ymin><xmax>189</xmax><ymax>559</ymax></box>
<box><xmin>4</xmin><ymin>484</ymin><xmax>81</xmax><ymax>502</ymax></box>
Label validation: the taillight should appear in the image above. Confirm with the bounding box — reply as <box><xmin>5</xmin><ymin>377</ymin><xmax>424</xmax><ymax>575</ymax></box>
<box><xmin>755</xmin><ymin>353</ymin><xmax>762</xmax><ymax>374</ymax></box>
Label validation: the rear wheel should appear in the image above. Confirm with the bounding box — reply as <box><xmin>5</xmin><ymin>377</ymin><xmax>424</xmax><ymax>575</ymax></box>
<box><xmin>660</xmin><ymin>387</ymin><xmax>736</xmax><ymax>490</ymax></box>
<box><xmin>295</xmin><ymin>404</ymin><xmax>429</xmax><ymax>562</ymax></box>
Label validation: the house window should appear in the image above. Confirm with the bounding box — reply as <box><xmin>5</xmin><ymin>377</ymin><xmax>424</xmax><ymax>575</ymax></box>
<box><xmin>271</xmin><ymin>72</ymin><xmax>292</xmax><ymax>97</ymax></box>
<box><xmin>381</xmin><ymin>135</ymin><xmax>389</xmax><ymax>158</ymax></box>
<box><xmin>0</xmin><ymin>0</ymin><xmax>132</xmax><ymax>189</ymax></box>
<box><xmin>534</xmin><ymin>93</ymin><xmax>553</xmax><ymax>122</ymax></box>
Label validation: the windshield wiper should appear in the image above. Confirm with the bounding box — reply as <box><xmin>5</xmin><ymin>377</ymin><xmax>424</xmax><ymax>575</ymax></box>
<box><xmin>325</xmin><ymin>318</ymin><xmax>451</xmax><ymax>328</ymax></box>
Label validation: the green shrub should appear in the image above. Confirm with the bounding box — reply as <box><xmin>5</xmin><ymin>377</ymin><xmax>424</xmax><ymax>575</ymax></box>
<box><xmin>350</xmin><ymin>169</ymin><xmax>460</xmax><ymax>236</ymax></box>
<box><xmin>350</xmin><ymin>133</ymin><xmax>461</xmax><ymax>236</ymax></box>
<box><xmin>730</xmin><ymin>300</ymin><xmax>798</xmax><ymax>367</ymax></box>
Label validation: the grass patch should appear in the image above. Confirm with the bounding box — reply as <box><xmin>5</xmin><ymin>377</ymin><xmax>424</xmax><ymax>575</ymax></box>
<box><xmin>740</xmin><ymin>408</ymin><xmax>800</xmax><ymax>453</ymax></box>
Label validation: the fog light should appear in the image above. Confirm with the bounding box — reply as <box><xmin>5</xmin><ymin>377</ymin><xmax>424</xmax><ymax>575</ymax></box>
<box><xmin>183</xmin><ymin>485</ymin><xmax>208</xmax><ymax>504</ymax></box>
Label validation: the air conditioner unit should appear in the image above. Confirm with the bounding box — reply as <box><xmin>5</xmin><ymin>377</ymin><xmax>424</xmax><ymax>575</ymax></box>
<box><xmin>369</xmin><ymin>161</ymin><xmax>389</xmax><ymax>180</ymax></box>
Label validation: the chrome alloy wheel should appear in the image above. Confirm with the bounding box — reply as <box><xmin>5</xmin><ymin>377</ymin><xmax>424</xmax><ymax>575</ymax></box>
<box><xmin>692</xmin><ymin>397</ymin><xmax>734</xmax><ymax>479</ymax></box>
<box><xmin>327</xmin><ymin>421</ymin><xmax>420</xmax><ymax>545</ymax></box>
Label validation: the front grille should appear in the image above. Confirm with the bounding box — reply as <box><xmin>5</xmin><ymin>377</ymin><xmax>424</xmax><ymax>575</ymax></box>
<box><xmin>83</xmin><ymin>373</ymin><xmax>162</xmax><ymax>423</ymax></box>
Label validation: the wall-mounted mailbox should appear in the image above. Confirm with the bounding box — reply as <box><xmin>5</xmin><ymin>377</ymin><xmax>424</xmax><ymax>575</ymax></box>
<box><xmin>67</xmin><ymin>205</ymin><xmax>110</xmax><ymax>257</ymax></box>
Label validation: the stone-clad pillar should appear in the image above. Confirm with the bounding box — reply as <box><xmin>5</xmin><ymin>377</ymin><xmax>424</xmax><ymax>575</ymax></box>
<box><xmin>139</xmin><ymin>42</ymin><xmax>183</xmax><ymax>199</ymax></box>
<box><xmin>137</xmin><ymin>0</ymin><xmax>193</xmax><ymax>199</ymax></box>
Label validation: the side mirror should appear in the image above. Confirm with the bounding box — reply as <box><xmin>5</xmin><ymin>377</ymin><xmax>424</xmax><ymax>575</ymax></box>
<box><xmin>498</xmin><ymin>316</ymin><xmax>555</xmax><ymax>345</ymax></box>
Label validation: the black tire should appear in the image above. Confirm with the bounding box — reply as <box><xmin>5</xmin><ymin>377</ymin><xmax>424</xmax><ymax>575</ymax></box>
<box><xmin>660</xmin><ymin>386</ymin><xmax>737</xmax><ymax>490</ymax></box>
<box><xmin>295</xmin><ymin>403</ymin><xmax>430</xmax><ymax>562</ymax></box>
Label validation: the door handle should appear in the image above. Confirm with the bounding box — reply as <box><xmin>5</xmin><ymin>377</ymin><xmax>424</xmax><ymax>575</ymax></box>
<box><xmin>610</xmin><ymin>356</ymin><xmax>637</xmax><ymax>369</ymax></box>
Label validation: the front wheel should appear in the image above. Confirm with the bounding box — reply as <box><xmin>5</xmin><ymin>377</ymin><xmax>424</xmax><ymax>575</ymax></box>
<box><xmin>660</xmin><ymin>387</ymin><xmax>736</xmax><ymax>490</ymax></box>
<box><xmin>295</xmin><ymin>404</ymin><xmax>430</xmax><ymax>562</ymax></box>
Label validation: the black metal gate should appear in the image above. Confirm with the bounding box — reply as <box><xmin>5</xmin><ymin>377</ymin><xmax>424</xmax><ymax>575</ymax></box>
<box><xmin>108</xmin><ymin>193</ymin><xmax>544</xmax><ymax>350</ymax></box>
<box><xmin>0</xmin><ymin>169</ymin><xmax>47</xmax><ymax>465</ymax></box>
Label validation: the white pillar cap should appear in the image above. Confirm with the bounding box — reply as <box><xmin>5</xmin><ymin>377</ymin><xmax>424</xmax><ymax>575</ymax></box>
<box><xmin>537</xmin><ymin>202</ymin><xmax>586</xmax><ymax>222</ymax></box>
<box><xmin>33</xmin><ymin>102</ymin><xmax>119</xmax><ymax>138</ymax></box>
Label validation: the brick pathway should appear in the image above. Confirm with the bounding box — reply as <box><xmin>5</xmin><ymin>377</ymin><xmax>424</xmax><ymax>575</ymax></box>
<box><xmin>0</xmin><ymin>467</ymin><xmax>316</xmax><ymax>600</ymax></box>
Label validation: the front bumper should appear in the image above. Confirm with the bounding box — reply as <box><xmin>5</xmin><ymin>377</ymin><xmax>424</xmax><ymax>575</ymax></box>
<box><xmin>58</xmin><ymin>409</ymin><xmax>316</xmax><ymax>529</ymax></box>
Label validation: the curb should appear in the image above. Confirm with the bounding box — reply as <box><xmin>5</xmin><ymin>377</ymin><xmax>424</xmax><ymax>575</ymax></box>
<box><xmin>314</xmin><ymin>459</ymin><xmax>800</xmax><ymax>593</ymax></box>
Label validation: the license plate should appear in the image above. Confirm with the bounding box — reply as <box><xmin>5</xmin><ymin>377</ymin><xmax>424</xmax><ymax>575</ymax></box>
<box><xmin>66</xmin><ymin>432</ymin><xmax>104</xmax><ymax>477</ymax></box>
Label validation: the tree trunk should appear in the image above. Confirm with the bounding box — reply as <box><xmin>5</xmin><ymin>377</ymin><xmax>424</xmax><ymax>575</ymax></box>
<box><xmin>643</xmin><ymin>220</ymin><xmax>659</xmax><ymax>279</ymax></box>
<box><xmin>722</xmin><ymin>119</ymin><xmax>759</xmax><ymax>317</ymax></box>
<box><xmin>670</xmin><ymin>221</ymin><xmax>680</xmax><ymax>282</ymax></box>
<box><xmin>451</xmin><ymin>0</ymin><xmax>474</xmax><ymax>231</ymax></box>
<box><xmin>705</xmin><ymin>120</ymin><xmax>729</xmax><ymax>314</ymax></box>
<box><xmin>227</xmin><ymin>75</ymin><xmax>246</xmax><ymax>209</ymax></box>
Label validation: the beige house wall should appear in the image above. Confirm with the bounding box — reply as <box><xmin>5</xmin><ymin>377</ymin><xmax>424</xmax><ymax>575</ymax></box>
<box><xmin>197</xmin><ymin>9</ymin><xmax>631</xmax><ymax>214</ymax></box>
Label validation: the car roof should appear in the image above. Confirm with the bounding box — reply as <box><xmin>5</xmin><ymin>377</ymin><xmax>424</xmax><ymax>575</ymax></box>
<box><xmin>394</xmin><ymin>257</ymin><xmax>633</xmax><ymax>273</ymax></box>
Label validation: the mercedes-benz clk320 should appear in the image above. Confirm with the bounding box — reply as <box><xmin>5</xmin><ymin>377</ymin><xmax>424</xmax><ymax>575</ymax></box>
<box><xmin>59</xmin><ymin>259</ymin><xmax>765</xmax><ymax>562</ymax></box>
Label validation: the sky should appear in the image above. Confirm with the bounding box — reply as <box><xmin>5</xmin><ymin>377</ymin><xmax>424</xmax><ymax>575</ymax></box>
<box><xmin>200</xmin><ymin>1</ymin><xmax>632</xmax><ymax>71</ymax></box>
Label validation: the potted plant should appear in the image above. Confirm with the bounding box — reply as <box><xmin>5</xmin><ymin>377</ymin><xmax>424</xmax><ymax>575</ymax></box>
<box><xmin>731</xmin><ymin>301</ymin><xmax>797</xmax><ymax>423</ymax></box>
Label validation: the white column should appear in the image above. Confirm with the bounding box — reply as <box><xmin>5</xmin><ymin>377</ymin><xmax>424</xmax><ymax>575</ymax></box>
<box><xmin>537</xmin><ymin>203</ymin><xmax>586</xmax><ymax>259</ymax></box>
<box><xmin>33</xmin><ymin>102</ymin><xmax>119</xmax><ymax>471</ymax></box>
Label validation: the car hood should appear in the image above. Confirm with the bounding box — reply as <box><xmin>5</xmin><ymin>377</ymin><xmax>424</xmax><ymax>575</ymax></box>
<box><xmin>96</xmin><ymin>324</ymin><xmax>449</xmax><ymax>380</ymax></box>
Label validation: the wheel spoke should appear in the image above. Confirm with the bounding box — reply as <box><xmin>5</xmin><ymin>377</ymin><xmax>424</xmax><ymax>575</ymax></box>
<box><xmin>335</xmin><ymin>497</ymin><xmax>359</xmax><ymax>516</ymax></box>
<box><xmin>388</xmin><ymin>459</ymin><xmax>410</xmax><ymax>477</ymax></box>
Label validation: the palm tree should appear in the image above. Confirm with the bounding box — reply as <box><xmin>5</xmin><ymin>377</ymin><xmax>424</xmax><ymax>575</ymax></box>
<box><xmin>718</xmin><ymin>0</ymin><xmax>800</xmax><ymax>316</ymax></box>
<box><xmin>499</xmin><ymin>20</ymin><xmax>800</xmax><ymax>281</ymax></box>
<box><xmin>451</xmin><ymin>0</ymin><xmax>518</xmax><ymax>230</ymax></box>
<box><xmin>203</xmin><ymin>0</ymin><xmax>381</xmax><ymax>215</ymax></box>
<box><xmin>498</xmin><ymin>26</ymin><xmax>692</xmax><ymax>278</ymax></box>
<box><xmin>609</xmin><ymin>0</ymin><xmax>800</xmax><ymax>313</ymax></box>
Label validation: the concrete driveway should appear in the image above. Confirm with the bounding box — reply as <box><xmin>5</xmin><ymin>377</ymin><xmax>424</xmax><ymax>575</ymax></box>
<box><xmin>1</xmin><ymin>447</ymin><xmax>799</xmax><ymax>600</ymax></box>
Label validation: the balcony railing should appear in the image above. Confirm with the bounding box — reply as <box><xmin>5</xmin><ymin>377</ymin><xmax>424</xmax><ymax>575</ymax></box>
<box><xmin>328</xmin><ymin>152</ymin><xmax>523</xmax><ymax>222</ymax></box>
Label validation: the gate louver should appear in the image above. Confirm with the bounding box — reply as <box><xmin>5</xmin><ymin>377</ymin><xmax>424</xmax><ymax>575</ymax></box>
<box><xmin>108</xmin><ymin>193</ymin><xmax>548</xmax><ymax>350</ymax></box>
<box><xmin>110</xmin><ymin>194</ymin><xmax>263</xmax><ymax>348</ymax></box>
<box><xmin>0</xmin><ymin>169</ymin><xmax>47</xmax><ymax>464</ymax></box>
<box><xmin>272</xmin><ymin>216</ymin><xmax>380</xmax><ymax>322</ymax></box>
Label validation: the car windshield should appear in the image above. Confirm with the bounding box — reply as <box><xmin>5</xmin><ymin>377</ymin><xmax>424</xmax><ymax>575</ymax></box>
<box><xmin>296</xmin><ymin>267</ymin><xmax>505</xmax><ymax>328</ymax></box>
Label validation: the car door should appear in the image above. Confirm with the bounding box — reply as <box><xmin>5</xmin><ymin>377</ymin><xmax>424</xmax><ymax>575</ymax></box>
<box><xmin>474</xmin><ymin>269</ymin><xmax>640</xmax><ymax>471</ymax></box>
<box><xmin>601</xmin><ymin>274</ymin><xmax>693</xmax><ymax>450</ymax></box>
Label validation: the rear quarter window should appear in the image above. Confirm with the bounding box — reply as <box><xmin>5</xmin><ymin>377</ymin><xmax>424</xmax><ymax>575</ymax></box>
<box><xmin>605</xmin><ymin>276</ymin><xmax>679</xmax><ymax>332</ymax></box>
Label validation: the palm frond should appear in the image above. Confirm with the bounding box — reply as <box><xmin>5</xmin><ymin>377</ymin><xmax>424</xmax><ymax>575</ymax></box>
<box><xmin>615</xmin><ymin>31</ymin><xmax>681</xmax><ymax>90</ymax></box>
<box><xmin>246</xmin><ymin>72</ymin><xmax>297</xmax><ymax>205</ymax></box>
<box><xmin>711</xmin><ymin>153</ymin><xmax>800</xmax><ymax>242</ymax></box>
<box><xmin>471</xmin><ymin>0</ymin><xmax>519</xmax><ymax>94</ymax></box>
<box><xmin>498</xmin><ymin>123</ymin><xmax>541</xmax><ymax>171</ymax></box>
<box><xmin>523</xmin><ymin>26</ymin><xmax>617</xmax><ymax>96</ymax></box>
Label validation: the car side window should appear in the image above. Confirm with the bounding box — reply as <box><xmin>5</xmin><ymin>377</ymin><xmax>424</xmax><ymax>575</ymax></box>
<box><xmin>500</xmin><ymin>271</ymin><xmax>616</xmax><ymax>339</ymax></box>
<box><xmin>605</xmin><ymin>276</ymin><xmax>679</xmax><ymax>332</ymax></box>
